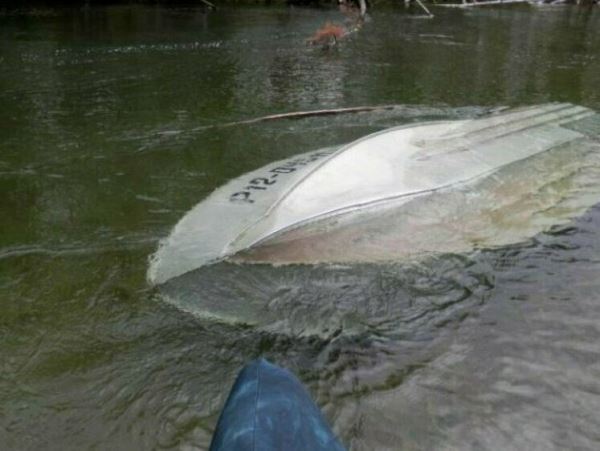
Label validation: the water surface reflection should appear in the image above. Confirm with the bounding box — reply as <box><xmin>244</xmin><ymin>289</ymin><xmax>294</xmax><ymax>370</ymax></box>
<box><xmin>1</xmin><ymin>4</ymin><xmax>600</xmax><ymax>450</ymax></box>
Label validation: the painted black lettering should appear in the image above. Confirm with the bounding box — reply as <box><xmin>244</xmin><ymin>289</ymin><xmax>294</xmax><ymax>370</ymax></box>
<box><xmin>230</xmin><ymin>191</ymin><xmax>254</xmax><ymax>203</ymax></box>
<box><xmin>250</xmin><ymin>177</ymin><xmax>276</xmax><ymax>185</ymax></box>
<box><xmin>270</xmin><ymin>167</ymin><xmax>296</xmax><ymax>174</ymax></box>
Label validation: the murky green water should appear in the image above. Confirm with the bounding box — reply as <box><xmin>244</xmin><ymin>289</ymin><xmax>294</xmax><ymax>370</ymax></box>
<box><xmin>1</xmin><ymin>4</ymin><xmax>600</xmax><ymax>450</ymax></box>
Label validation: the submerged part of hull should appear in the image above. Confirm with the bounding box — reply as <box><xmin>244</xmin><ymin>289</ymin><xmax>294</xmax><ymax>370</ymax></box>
<box><xmin>235</xmin><ymin>138</ymin><xmax>600</xmax><ymax>265</ymax></box>
<box><xmin>149</xmin><ymin>104</ymin><xmax>600</xmax><ymax>285</ymax></box>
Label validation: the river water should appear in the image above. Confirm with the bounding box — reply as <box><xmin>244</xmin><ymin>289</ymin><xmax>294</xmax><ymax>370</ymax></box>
<box><xmin>1</xmin><ymin>3</ymin><xmax>600</xmax><ymax>450</ymax></box>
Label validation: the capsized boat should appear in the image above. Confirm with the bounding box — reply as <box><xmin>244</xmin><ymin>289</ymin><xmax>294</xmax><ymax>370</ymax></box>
<box><xmin>148</xmin><ymin>103</ymin><xmax>600</xmax><ymax>285</ymax></box>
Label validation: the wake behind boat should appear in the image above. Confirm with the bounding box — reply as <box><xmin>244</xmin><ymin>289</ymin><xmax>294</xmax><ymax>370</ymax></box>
<box><xmin>149</xmin><ymin>103</ymin><xmax>600</xmax><ymax>286</ymax></box>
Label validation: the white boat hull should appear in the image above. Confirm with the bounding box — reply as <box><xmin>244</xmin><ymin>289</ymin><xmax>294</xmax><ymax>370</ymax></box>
<box><xmin>149</xmin><ymin>103</ymin><xmax>600</xmax><ymax>285</ymax></box>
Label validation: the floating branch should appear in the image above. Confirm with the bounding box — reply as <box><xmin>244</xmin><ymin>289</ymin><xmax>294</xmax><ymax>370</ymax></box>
<box><xmin>162</xmin><ymin>105</ymin><xmax>405</xmax><ymax>135</ymax></box>
<box><xmin>218</xmin><ymin>105</ymin><xmax>401</xmax><ymax>126</ymax></box>
<box><xmin>439</xmin><ymin>0</ymin><xmax>530</xmax><ymax>7</ymax></box>
<box><xmin>415</xmin><ymin>0</ymin><xmax>435</xmax><ymax>16</ymax></box>
<box><xmin>199</xmin><ymin>0</ymin><xmax>217</xmax><ymax>9</ymax></box>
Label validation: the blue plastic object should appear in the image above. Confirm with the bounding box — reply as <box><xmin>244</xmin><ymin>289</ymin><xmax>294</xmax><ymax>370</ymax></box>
<box><xmin>209</xmin><ymin>359</ymin><xmax>346</xmax><ymax>451</ymax></box>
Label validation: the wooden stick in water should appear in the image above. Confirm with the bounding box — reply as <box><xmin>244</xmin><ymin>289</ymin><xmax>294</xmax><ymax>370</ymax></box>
<box><xmin>439</xmin><ymin>0</ymin><xmax>529</xmax><ymax>7</ymax></box>
<box><xmin>199</xmin><ymin>0</ymin><xmax>217</xmax><ymax>10</ymax></box>
<box><xmin>177</xmin><ymin>105</ymin><xmax>402</xmax><ymax>133</ymax></box>
<box><xmin>152</xmin><ymin>105</ymin><xmax>406</xmax><ymax>139</ymax></box>
<box><xmin>224</xmin><ymin>105</ymin><xmax>400</xmax><ymax>125</ymax></box>
<box><xmin>415</xmin><ymin>0</ymin><xmax>435</xmax><ymax>16</ymax></box>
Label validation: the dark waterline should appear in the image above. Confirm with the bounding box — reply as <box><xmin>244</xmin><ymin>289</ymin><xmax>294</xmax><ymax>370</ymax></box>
<box><xmin>1</xmin><ymin>4</ymin><xmax>600</xmax><ymax>450</ymax></box>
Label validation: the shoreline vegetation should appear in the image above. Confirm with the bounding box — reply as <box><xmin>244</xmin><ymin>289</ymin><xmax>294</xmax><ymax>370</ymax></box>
<box><xmin>2</xmin><ymin>0</ymin><xmax>597</xmax><ymax>35</ymax></box>
<box><xmin>3</xmin><ymin>0</ymin><xmax>596</xmax><ymax>50</ymax></box>
<box><xmin>2</xmin><ymin>0</ymin><xmax>598</xmax><ymax>7</ymax></box>
<box><xmin>3</xmin><ymin>0</ymin><xmax>597</xmax><ymax>49</ymax></box>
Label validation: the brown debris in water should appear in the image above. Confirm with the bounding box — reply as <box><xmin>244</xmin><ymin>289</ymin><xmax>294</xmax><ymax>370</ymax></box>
<box><xmin>307</xmin><ymin>22</ymin><xmax>348</xmax><ymax>47</ymax></box>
